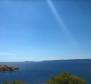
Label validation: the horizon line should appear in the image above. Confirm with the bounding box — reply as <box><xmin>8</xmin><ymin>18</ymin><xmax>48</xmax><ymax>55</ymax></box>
<box><xmin>0</xmin><ymin>58</ymin><xmax>91</xmax><ymax>62</ymax></box>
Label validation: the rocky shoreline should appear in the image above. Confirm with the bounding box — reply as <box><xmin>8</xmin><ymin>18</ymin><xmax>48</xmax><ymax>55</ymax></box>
<box><xmin>0</xmin><ymin>65</ymin><xmax>19</xmax><ymax>72</ymax></box>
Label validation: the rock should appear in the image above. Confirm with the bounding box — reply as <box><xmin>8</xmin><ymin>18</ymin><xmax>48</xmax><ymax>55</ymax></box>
<box><xmin>0</xmin><ymin>65</ymin><xmax>19</xmax><ymax>72</ymax></box>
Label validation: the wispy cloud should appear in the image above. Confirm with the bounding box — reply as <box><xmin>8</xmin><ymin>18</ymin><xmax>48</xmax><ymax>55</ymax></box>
<box><xmin>47</xmin><ymin>0</ymin><xmax>73</xmax><ymax>42</ymax></box>
<box><xmin>47</xmin><ymin>0</ymin><xmax>81</xmax><ymax>45</ymax></box>
<box><xmin>47</xmin><ymin>0</ymin><xmax>83</xmax><ymax>54</ymax></box>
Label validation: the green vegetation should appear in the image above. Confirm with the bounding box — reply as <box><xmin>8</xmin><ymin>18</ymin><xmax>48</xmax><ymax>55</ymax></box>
<box><xmin>46</xmin><ymin>72</ymin><xmax>85</xmax><ymax>84</ymax></box>
<box><xmin>1</xmin><ymin>72</ymin><xmax>86</xmax><ymax>84</ymax></box>
<box><xmin>12</xmin><ymin>80</ymin><xmax>25</xmax><ymax>84</ymax></box>
<box><xmin>3</xmin><ymin>80</ymin><xmax>25</xmax><ymax>84</ymax></box>
<box><xmin>3</xmin><ymin>80</ymin><xmax>9</xmax><ymax>84</ymax></box>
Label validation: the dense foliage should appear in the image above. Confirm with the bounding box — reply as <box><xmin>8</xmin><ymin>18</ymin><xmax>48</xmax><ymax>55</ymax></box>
<box><xmin>3</xmin><ymin>80</ymin><xmax>25</xmax><ymax>84</ymax></box>
<box><xmin>2</xmin><ymin>72</ymin><xmax>86</xmax><ymax>84</ymax></box>
<box><xmin>46</xmin><ymin>72</ymin><xmax>85</xmax><ymax>84</ymax></box>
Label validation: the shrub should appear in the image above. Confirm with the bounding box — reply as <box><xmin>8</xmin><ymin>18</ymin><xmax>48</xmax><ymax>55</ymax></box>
<box><xmin>46</xmin><ymin>72</ymin><xmax>85</xmax><ymax>84</ymax></box>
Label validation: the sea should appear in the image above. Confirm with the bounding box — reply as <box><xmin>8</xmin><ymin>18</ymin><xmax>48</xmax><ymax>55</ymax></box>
<box><xmin>0</xmin><ymin>59</ymin><xmax>91</xmax><ymax>84</ymax></box>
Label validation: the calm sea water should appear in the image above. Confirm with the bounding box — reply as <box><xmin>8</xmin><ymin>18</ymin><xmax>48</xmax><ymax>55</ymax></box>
<box><xmin>0</xmin><ymin>60</ymin><xmax>91</xmax><ymax>84</ymax></box>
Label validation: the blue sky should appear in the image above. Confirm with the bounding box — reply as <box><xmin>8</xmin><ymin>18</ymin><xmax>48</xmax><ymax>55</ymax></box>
<box><xmin>0</xmin><ymin>0</ymin><xmax>91</xmax><ymax>61</ymax></box>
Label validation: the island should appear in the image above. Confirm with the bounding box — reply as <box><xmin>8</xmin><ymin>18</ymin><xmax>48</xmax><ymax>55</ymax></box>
<box><xmin>0</xmin><ymin>65</ymin><xmax>19</xmax><ymax>72</ymax></box>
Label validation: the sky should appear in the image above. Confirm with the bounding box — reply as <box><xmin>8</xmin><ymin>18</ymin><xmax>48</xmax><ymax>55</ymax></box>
<box><xmin>0</xmin><ymin>0</ymin><xmax>91</xmax><ymax>62</ymax></box>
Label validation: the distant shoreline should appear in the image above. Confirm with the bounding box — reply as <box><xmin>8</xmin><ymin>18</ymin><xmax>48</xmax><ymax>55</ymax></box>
<box><xmin>0</xmin><ymin>59</ymin><xmax>91</xmax><ymax>63</ymax></box>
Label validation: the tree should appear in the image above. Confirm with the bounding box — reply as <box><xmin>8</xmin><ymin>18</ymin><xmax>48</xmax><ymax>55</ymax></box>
<box><xmin>46</xmin><ymin>72</ymin><xmax>85</xmax><ymax>84</ymax></box>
